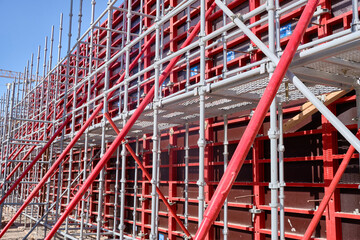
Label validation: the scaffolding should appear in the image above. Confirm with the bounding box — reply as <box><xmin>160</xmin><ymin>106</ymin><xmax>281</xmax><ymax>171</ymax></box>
<box><xmin>0</xmin><ymin>0</ymin><xmax>359</xmax><ymax>239</ymax></box>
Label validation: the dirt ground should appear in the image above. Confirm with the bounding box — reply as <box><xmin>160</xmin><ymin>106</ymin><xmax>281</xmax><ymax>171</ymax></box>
<box><xmin>1</xmin><ymin>207</ymin><xmax>44</xmax><ymax>240</ymax></box>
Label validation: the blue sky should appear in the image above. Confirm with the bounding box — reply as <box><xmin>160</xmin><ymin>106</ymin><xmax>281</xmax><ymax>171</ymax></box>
<box><xmin>0</xmin><ymin>0</ymin><xmax>117</xmax><ymax>97</ymax></box>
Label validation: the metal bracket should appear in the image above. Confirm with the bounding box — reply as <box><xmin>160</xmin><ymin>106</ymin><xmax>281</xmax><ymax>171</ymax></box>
<box><xmin>138</xmin><ymin>231</ymin><xmax>148</xmax><ymax>237</ymax></box>
<box><xmin>167</xmin><ymin>144</ymin><xmax>178</xmax><ymax>154</ymax></box>
<box><xmin>139</xmin><ymin>196</ymin><xmax>147</xmax><ymax>202</ymax></box>
<box><xmin>314</xmin><ymin>5</ymin><xmax>330</xmax><ymax>16</ymax></box>
<box><xmin>249</xmin><ymin>205</ymin><xmax>262</xmax><ymax>222</ymax></box>
<box><xmin>168</xmin><ymin>200</ymin><xmax>176</xmax><ymax>206</ymax></box>
<box><xmin>269</xmin><ymin>182</ymin><xmax>280</xmax><ymax>189</ymax></box>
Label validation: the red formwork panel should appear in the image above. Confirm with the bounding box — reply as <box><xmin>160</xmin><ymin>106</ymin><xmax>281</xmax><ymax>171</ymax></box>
<box><xmin>33</xmin><ymin>0</ymin><xmax>360</xmax><ymax>239</ymax></box>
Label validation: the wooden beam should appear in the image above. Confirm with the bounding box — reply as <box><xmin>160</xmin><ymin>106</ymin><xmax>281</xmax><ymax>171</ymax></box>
<box><xmin>283</xmin><ymin>89</ymin><xmax>350</xmax><ymax>132</ymax></box>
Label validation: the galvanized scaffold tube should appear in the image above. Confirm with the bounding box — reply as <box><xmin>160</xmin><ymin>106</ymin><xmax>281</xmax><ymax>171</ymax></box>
<box><xmin>54</xmin><ymin>12</ymin><xmax>64</xmax><ymax>223</ymax></box>
<box><xmin>132</xmin><ymin>138</ymin><xmax>139</xmax><ymax>237</ymax></box>
<box><xmin>137</xmin><ymin>0</ymin><xmax>144</xmax><ymax>106</ymax></box>
<box><xmin>66</xmin><ymin>0</ymin><xmax>84</xmax><ymax>237</ymax></box>
<box><xmin>113</xmin><ymin>146</ymin><xmax>121</xmax><ymax>238</ymax></box>
<box><xmin>278</xmin><ymin>103</ymin><xmax>285</xmax><ymax>240</ymax></box>
<box><xmin>197</xmin><ymin>0</ymin><xmax>207</xmax><ymax>226</ymax></box>
<box><xmin>43</xmin><ymin>3</ymin><xmax>218</xmax><ymax>238</ymax></box>
<box><xmin>195</xmin><ymin>0</ymin><xmax>320</xmax><ymax>238</ymax></box>
<box><xmin>58</xmin><ymin>0</ymin><xmax>74</xmax><ymax>225</ymax></box>
<box><xmin>352</xmin><ymin>0</ymin><xmax>360</xmax><ymax>30</ymax></box>
<box><xmin>155</xmin><ymin>132</ymin><xmax>161</xmax><ymax>238</ymax></box>
<box><xmin>96</xmin><ymin>1</ymin><xmax>113</xmax><ymax>238</ymax></box>
<box><xmin>222</xmin><ymin>2</ymin><xmax>229</xmax><ymax>237</ymax></box>
<box><xmin>80</xmin><ymin>1</ymin><xmax>95</xmax><ymax>236</ymax></box>
<box><xmin>74</xmin><ymin>0</ymin><xmax>84</xmax><ymax>221</ymax></box>
<box><xmin>184</xmin><ymin>123</ymin><xmax>189</xmax><ymax>229</ymax></box>
<box><xmin>0</xmin><ymin>84</ymin><xmax>11</xmax><ymax>177</ymax></box>
<box><xmin>150</xmin><ymin>0</ymin><xmax>161</xmax><ymax>238</ymax></box>
<box><xmin>0</xmin><ymin>83</ymin><xmax>15</xmax><ymax>222</ymax></box>
<box><xmin>223</xmin><ymin>115</ymin><xmax>229</xmax><ymax>240</ymax></box>
<box><xmin>267</xmin><ymin>0</ymin><xmax>280</xmax><ymax>239</ymax></box>
<box><xmin>43</xmin><ymin>24</ymin><xmax>55</xmax><ymax>237</ymax></box>
<box><xmin>120</xmin><ymin>0</ymin><xmax>132</xmax><ymax>237</ymax></box>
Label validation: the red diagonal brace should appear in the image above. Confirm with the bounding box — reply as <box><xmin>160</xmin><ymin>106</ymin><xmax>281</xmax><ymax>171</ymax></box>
<box><xmin>195</xmin><ymin>0</ymin><xmax>320</xmax><ymax>239</ymax></box>
<box><xmin>104</xmin><ymin>113</ymin><xmax>192</xmax><ymax>238</ymax></box>
<box><xmin>0</xmin><ymin>100</ymin><xmax>103</xmax><ymax>238</ymax></box>
<box><xmin>0</xmin><ymin>145</ymin><xmax>36</xmax><ymax>189</ymax></box>
<box><xmin>302</xmin><ymin>129</ymin><xmax>360</xmax><ymax>239</ymax></box>
<box><xmin>0</xmin><ymin>31</ymin><xmax>157</xmax><ymax>237</ymax></box>
<box><xmin>0</xmin><ymin>72</ymin><xmax>106</xmax><ymax>192</ymax></box>
<box><xmin>45</xmin><ymin>3</ymin><xmax>216</xmax><ymax>239</ymax></box>
<box><xmin>1</xmin><ymin>145</ymin><xmax>26</xmax><ymax>174</ymax></box>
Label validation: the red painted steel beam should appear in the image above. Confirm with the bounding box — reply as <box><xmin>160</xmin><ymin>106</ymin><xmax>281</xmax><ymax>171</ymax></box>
<box><xmin>0</xmin><ymin>145</ymin><xmax>36</xmax><ymax>189</ymax></box>
<box><xmin>0</xmin><ymin>72</ymin><xmax>106</xmax><ymax>191</ymax></box>
<box><xmin>0</xmin><ymin>145</ymin><xmax>26</xmax><ymax>174</ymax></box>
<box><xmin>0</xmin><ymin>99</ymin><xmax>102</xmax><ymax>238</ymax></box>
<box><xmin>45</xmin><ymin>3</ymin><xmax>217</xmax><ymax>239</ymax></box>
<box><xmin>194</xmin><ymin>0</ymin><xmax>320</xmax><ymax>238</ymax></box>
<box><xmin>0</xmin><ymin>32</ymin><xmax>157</xmax><ymax>238</ymax></box>
<box><xmin>302</xmin><ymin>129</ymin><xmax>360</xmax><ymax>239</ymax></box>
<box><xmin>104</xmin><ymin>113</ymin><xmax>192</xmax><ymax>238</ymax></box>
<box><xmin>0</xmin><ymin>99</ymin><xmax>83</xmax><ymax>206</ymax></box>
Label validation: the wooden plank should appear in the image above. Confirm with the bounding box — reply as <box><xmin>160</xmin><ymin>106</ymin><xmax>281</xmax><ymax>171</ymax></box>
<box><xmin>283</xmin><ymin>90</ymin><xmax>350</xmax><ymax>133</ymax></box>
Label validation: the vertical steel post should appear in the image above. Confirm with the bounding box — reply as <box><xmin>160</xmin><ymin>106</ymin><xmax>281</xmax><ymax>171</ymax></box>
<box><xmin>120</xmin><ymin>0</ymin><xmax>132</xmax><ymax>238</ymax></box>
<box><xmin>132</xmin><ymin>138</ymin><xmax>139</xmax><ymax>238</ymax></box>
<box><xmin>64</xmin><ymin>2</ymin><xmax>75</xmax><ymax>237</ymax></box>
<box><xmin>137</xmin><ymin>0</ymin><xmax>144</xmax><ymax>107</ymax></box>
<box><xmin>80</xmin><ymin>1</ymin><xmax>94</xmax><ymax>236</ymax></box>
<box><xmin>222</xmin><ymin>2</ymin><xmax>229</xmax><ymax>236</ymax></box>
<box><xmin>0</xmin><ymin>84</ymin><xmax>11</xmax><ymax>176</ymax></box>
<box><xmin>185</xmin><ymin>5</ymin><xmax>191</xmax><ymax>91</ymax></box>
<box><xmin>352</xmin><ymin>0</ymin><xmax>360</xmax><ymax>31</ymax></box>
<box><xmin>105</xmin><ymin>113</ymin><xmax>192</xmax><ymax>238</ymax></box>
<box><xmin>267</xmin><ymin>0</ymin><xmax>279</xmax><ymax>239</ymax></box>
<box><xmin>45</xmin><ymin>4</ymin><xmax>217</xmax><ymax>238</ymax></box>
<box><xmin>356</xmin><ymin>86</ymin><xmax>360</xmax><ymax>174</ymax></box>
<box><xmin>57</xmin><ymin>0</ymin><xmax>74</xmax><ymax>226</ymax></box>
<box><xmin>223</xmin><ymin>115</ymin><xmax>229</xmax><ymax>240</ymax></box>
<box><xmin>150</xmin><ymin>0</ymin><xmax>161</xmax><ymax>238</ymax></box>
<box><xmin>269</xmin><ymin>99</ymin><xmax>279</xmax><ymax>240</ymax></box>
<box><xmin>197</xmin><ymin>0</ymin><xmax>207</xmax><ymax>226</ymax></box>
<box><xmin>96</xmin><ymin>1</ymin><xmax>112</xmax><ymax>238</ymax></box>
<box><xmin>278</xmin><ymin>103</ymin><xmax>285</xmax><ymax>240</ymax></box>
<box><xmin>119</xmin><ymin>138</ymin><xmax>127</xmax><ymax>239</ymax></box>
<box><xmin>303</xmin><ymin>129</ymin><xmax>360</xmax><ymax>239</ymax></box>
<box><xmin>33</xmin><ymin>38</ymin><xmax>48</xmax><ymax>227</ymax></box>
<box><xmin>195</xmin><ymin>0</ymin><xmax>319</xmax><ymax>238</ymax></box>
<box><xmin>53</xmin><ymin>13</ymin><xmax>63</xmax><ymax>226</ymax></box>
<box><xmin>155</xmin><ymin>134</ymin><xmax>161</xmax><ymax>238</ymax></box>
<box><xmin>113</xmin><ymin>146</ymin><xmax>120</xmax><ymax>238</ymax></box>
<box><xmin>184</xmin><ymin>123</ymin><xmax>189</xmax><ymax>229</ymax></box>
<box><xmin>65</xmin><ymin>0</ymin><xmax>83</xmax><ymax>237</ymax></box>
<box><xmin>0</xmin><ymin>83</ymin><xmax>15</xmax><ymax>222</ymax></box>
<box><xmin>43</xmin><ymin>25</ymin><xmax>55</xmax><ymax>237</ymax></box>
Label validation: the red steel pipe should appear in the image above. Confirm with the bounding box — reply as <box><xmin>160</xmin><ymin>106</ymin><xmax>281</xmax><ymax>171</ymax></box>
<box><xmin>0</xmin><ymin>73</ymin><xmax>106</xmax><ymax>191</ymax></box>
<box><xmin>0</xmin><ymin>145</ymin><xmax>26</xmax><ymax>174</ymax></box>
<box><xmin>0</xmin><ymin>33</ymin><xmax>157</xmax><ymax>237</ymax></box>
<box><xmin>0</xmin><ymin>145</ymin><xmax>36</xmax><ymax>189</ymax></box>
<box><xmin>3</xmin><ymin>146</ymin><xmax>22</xmax><ymax>161</ymax></box>
<box><xmin>0</xmin><ymin>100</ymin><xmax>103</xmax><ymax>238</ymax></box>
<box><xmin>104</xmin><ymin>113</ymin><xmax>192</xmax><ymax>238</ymax></box>
<box><xmin>302</xmin><ymin>129</ymin><xmax>360</xmax><ymax>239</ymax></box>
<box><xmin>195</xmin><ymin>0</ymin><xmax>319</xmax><ymax>238</ymax></box>
<box><xmin>46</xmin><ymin>3</ymin><xmax>216</xmax><ymax>239</ymax></box>
<box><xmin>0</xmin><ymin>108</ymin><xmax>76</xmax><ymax>206</ymax></box>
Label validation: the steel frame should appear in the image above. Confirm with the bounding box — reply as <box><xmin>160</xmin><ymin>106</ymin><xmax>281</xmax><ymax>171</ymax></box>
<box><xmin>0</xmin><ymin>0</ymin><xmax>360</xmax><ymax>239</ymax></box>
